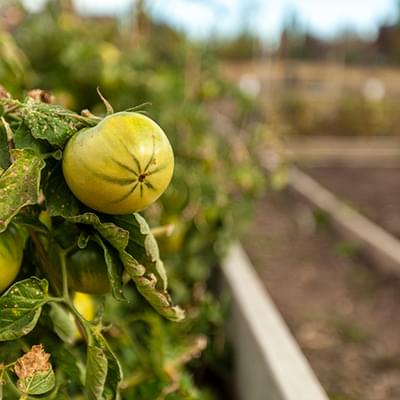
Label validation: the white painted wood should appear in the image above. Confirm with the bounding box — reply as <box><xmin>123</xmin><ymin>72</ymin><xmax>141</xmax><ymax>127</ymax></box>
<box><xmin>289</xmin><ymin>167</ymin><xmax>400</xmax><ymax>275</ymax></box>
<box><xmin>222</xmin><ymin>244</ymin><xmax>328</xmax><ymax>400</ymax></box>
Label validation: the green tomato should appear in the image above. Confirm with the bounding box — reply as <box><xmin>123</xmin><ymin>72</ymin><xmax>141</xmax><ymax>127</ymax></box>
<box><xmin>159</xmin><ymin>216</ymin><xmax>187</xmax><ymax>254</ymax></box>
<box><xmin>63</xmin><ymin>242</ymin><xmax>110</xmax><ymax>295</ymax></box>
<box><xmin>62</xmin><ymin>112</ymin><xmax>174</xmax><ymax>214</ymax></box>
<box><xmin>0</xmin><ymin>224</ymin><xmax>26</xmax><ymax>293</ymax></box>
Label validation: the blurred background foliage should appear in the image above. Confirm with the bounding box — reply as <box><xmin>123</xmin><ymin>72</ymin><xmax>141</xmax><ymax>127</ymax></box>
<box><xmin>214</xmin><ymin>0</ymin><xmax>400</xmax><ymax>138</ymax></box>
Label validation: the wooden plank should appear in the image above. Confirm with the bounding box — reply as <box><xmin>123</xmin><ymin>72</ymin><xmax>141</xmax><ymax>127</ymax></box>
<box><xmin>222</xmin><ymin>244</ymin><xmax>328</xmax><ymax>400</ymax></box>
<box><xmin>288</xmin><ymin>167</ymin><xmax>400</xmax><ymax>275</ymax></box>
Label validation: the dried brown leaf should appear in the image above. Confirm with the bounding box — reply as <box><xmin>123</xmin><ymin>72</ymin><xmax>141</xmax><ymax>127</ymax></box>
<box><xmin>14</xmin><ymin>344</ymin><xmax>51</xmax><ymax>379</ymax></box>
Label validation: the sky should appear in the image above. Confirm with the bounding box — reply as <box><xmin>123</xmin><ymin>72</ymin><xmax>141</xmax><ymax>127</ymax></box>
<box><xmin>23</xmin><ymin>0</ymin><xmax>398</xmax><ymax>42</ymax></box>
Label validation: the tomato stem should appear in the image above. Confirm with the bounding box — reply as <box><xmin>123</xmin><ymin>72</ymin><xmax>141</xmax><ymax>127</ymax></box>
<box><xmin>0</xmin><ymin>361</ymin><xmax>16</xmax><ymax>371</ymax></box>
<box><xmin>48</xmin><ymin>297</ymin><xmax>64</xmax><ymax>303</ymax></box>
<box><xmin>59</xmin><ymin>250</ymin><xmax>69</xmax><ymax>301</ymax></box>
<box><xmin>58</xmin><ymin>249</ymin><xmax>91</xmax><ymax>343</ymax></box>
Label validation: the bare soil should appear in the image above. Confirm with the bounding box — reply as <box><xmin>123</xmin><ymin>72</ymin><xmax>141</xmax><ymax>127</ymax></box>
<box><xmin>242</xmin><ymin>188</ymin><xmax>400</xmax><ymax>400</ymax></box>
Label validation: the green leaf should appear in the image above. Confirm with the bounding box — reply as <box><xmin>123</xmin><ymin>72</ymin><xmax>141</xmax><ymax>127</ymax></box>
<box><xmin>17</xmin><ymin>368</ymin><xmax>56</xmax><ymax>395</ymax></box>
<box><xmin>85</xmin><ymin>329</ymin><xmax>122</xmax><ymax>400</ymax></box>
<box><xmin>44</xmin><ymin>164</ymin><xmax>81</xmax><ymax>217</ymax></box>
<box><xmin>103</xmin><ymin>352</ymin><xmax>122</xmax><ymax>400</ymax></box>
<box><xmin>93</xmin><ymin>235</ymin><xmax>125</xmax><ymax>302</ymax></box>
<box><xmin>22</xmin><ymin>101</ymin><xmax>83</xmax><ymax>148</ymax></box>
<box><xmin>13</xmin><ymin>214</ymin><xmax>49</xmax><ymax>234</ymax></box>
<box><xmin>48</xmin><ymin>302</ymin><xmax>76</xmax><ymax>344</ymax></box>
<box><xmin>0</xmin><ymin>278</ymin><xmax>49</xmax><ymax>341</ymax></box>
<box><xmin>114</xmin><ymin>214</ymin><xmax>168</xmax><ymax>290</ymax></box>
<box><xmin>0</xmin><ymin>148</ymin><xmax>45</xmax><ymax>232</ymax></box>
<box><xmin>43</xmin><ymin>169</ymin><xmax>183</xmax><ymax>320</ymax></box>
<box><xmin>86</xmin><ymin>341</ymin><xmax>108</xmax><ymax>400</ymax></box>
<box><xmin>65</xmin><ymin>213</ymin><xmax>184</xmax><ymax>322</ymax></box>
<box><xmin>112</xmin><ymin>214</ymin><xmax>185</xmax><ymax>322</ymax></box>
<box><xmin>14</xmin><ymin>122</ymin><xmax>50</xmax><ymax>154</ymax></box>
<box><xmin>0</xmin><ymin>124</ymin><xmax>10</xmax><ymax>170</ymax></box>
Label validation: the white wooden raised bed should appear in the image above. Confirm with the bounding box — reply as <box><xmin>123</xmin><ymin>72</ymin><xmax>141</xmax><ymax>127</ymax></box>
<box><xmin>221</xmin><ymin>140</ymin><xmax>400</xmax><ymax>399</ymax></box>
<box><xmin>288</xmin><ymin>167</ymin><xmax>400</xmax><ymax>276</ymax></box>
<box><xmin>222</xmin><ymin>244</ymin><xmax>328</xmax><ymax>400</ymax></box>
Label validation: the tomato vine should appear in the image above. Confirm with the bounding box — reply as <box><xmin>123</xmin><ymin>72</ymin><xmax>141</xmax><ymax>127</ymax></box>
<box><xmin>0</xmin><ymin>90</ymin><xmax>183</xmax><ymax>398</ymax></box>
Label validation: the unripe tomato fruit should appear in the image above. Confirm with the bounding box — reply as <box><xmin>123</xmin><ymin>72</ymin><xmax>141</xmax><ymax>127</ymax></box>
<box><xmin>62</xmin><ymin>112</ymin><xmax>174</xmax><ymax>214</ymax></box>
<box><xmin>73</xmin><ymin>292</ymin><xmax>95</xmax><ymax>321</ymax></box>
<box><xmin>70</xmin><ymin>292</ymin><xmax>96</xmax><ymax>342</ymax></box>
<box><xmin>0</xmin><ymin>224</ymin><xmax>26</xmax><ymax>293</ymax></box>
<box><xmin>158</xmin><ymin>216</ymin><xmax>187</xmax><ymax>254</ymax></box>
<box><xmin>65</xmin><ymin>242</ymin><xmax>110</xmax><ymax>294</ymax></box>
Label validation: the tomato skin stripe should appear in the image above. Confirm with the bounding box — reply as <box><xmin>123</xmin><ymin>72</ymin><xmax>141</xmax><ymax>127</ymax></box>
<box><xmin>78</xmin><ymin>156</ymin><xmax>135</xmax><ymax>185</ymax></box>
<box><xmin>143</xmin><ymin>135</ymin><xmax>156</xmax><ymax>172</ymax></box>
<box><xmin>90</xmin><ymin>171</ymin><xmax>136</xmax><ymax>186</ymax></box>
<box><xmin>110</xmin><ymin>182</ymin><xmax>139</xmax><ymax>204</ymax></box>
<box><xmin>146</xmin><ymin>164</ymin><xmax>167</xmax><ymax>176</ymax></box>
<box><xmin>144</xmin><ymin>180</ymin><xmax>157</xmax><ymax>191</ymax></box>
<box><xmin>110</xmin><ymin>156</ymin><xmax>138</xmax><ymax>177</ymax></box>
<box><xmin>88</xmin><ymin>169</ymin><xmax>135</xmax><ymax>185</ymax></box>
<box><xmin>118</xmin><ymin>139</ymin><xmax>142</xmax><ymax>174</ymax></box>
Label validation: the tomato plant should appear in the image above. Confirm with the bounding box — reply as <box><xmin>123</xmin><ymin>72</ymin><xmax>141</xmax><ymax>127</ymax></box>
<box><xmin>0</xmin><ymin>3</ymin><xmax>271</xmax><ymax>398</ymax></box>
<box><xmin>63</xmin><ymin>112</ymin><xmax>174</xmax><ymax>214</ymax></box>
<box><xmin>0</xmin><ymin>91</ymin><xmax>184</xmax><ymax>399</ymax></box>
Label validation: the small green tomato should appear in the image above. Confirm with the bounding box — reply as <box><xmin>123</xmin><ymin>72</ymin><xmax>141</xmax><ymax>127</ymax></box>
<box><xmin>65</xmin><ymin>242</ymin><xmax>111</xmax><ymax>294</ymax></box>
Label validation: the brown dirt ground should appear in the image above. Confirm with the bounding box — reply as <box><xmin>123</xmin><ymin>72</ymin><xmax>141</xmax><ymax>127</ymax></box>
<box><xmin>242</xmin><ymin>188</ymin><xmax>400</xmax><ymax>400</ymax></box>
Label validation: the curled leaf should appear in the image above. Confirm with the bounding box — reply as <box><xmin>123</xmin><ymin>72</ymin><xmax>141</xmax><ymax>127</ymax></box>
<box><xmin>85</xmin><ymin>328</ymin><xmax>122</xmax><ymax>400</ymax></box>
